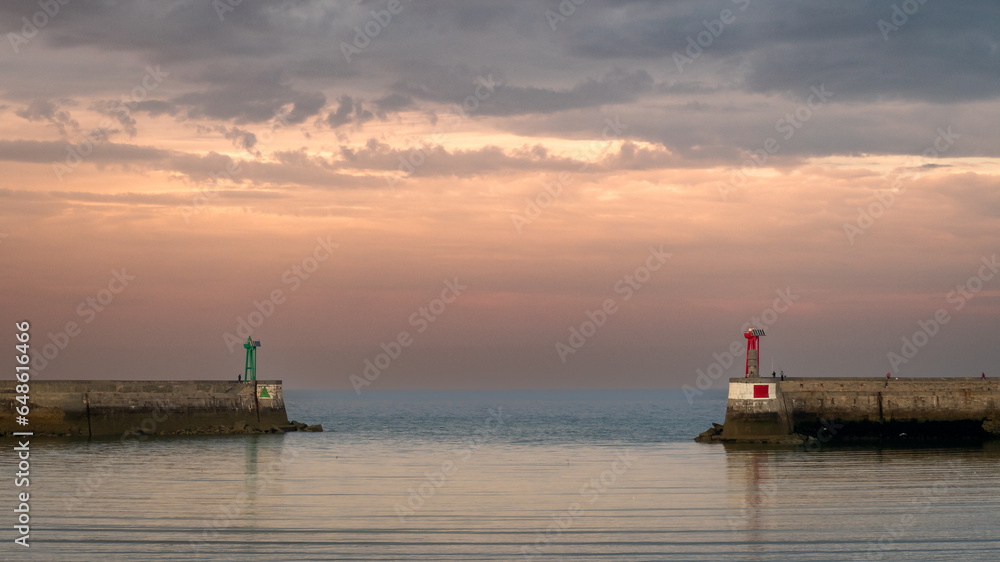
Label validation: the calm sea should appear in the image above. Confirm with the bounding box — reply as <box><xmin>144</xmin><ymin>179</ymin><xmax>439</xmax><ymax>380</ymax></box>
<box><xmin>5</xmin><ymin>389</ymin><xmax>1000</xmax><ymax>560</ymax></box>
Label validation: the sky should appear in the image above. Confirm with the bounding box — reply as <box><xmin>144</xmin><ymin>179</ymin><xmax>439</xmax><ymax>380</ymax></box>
<box><xmin>1</xmin><ymin>0</ymin><xmax>998</xmax><ymax>391</ymax></box>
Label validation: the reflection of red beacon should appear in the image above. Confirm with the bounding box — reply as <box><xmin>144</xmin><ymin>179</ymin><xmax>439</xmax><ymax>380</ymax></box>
<box><xmin>744</xmin><ymin>329</ymin><xmax>765</xmax><ymax>378</ymax></box>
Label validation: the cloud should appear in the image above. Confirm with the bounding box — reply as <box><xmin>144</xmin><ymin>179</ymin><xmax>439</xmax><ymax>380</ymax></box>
<box><xmin>171</xmin><ymin>80</ymin><xmax>327</xmax><ymax>124</ymax></box>
<box><xmin>477</xmin><ymin>68</ymin><xmax>657</xmax><ymax>116</ymax></box>
<box><xmin>90</xmin><ymin>99</ymin><xmax>139</xmax><ymax>138</ymax></box>
<box><xmin>283</xmin><ymin>90</ymin><xmax>327</xmax><ymax>125</ymax></box>
<box><xmin>0</xmin><ymin>139</ymin><xmax>169</xmax><ymax>163</ymax></box>
<box><xmin>385</xmin><ymin>63</ymin><xmax>658</xmax><ymax>119</ymax></box>
<box><xmin>555</xmin><ymin>1</ymin><xmax>1000</xmax><ymax>106</ymax></box>
<box><xmin>218</xmin><ymin>126</ymin><xmax>260</xmax><ymax>156</ymax></box>
<box><xmin>15</xmin><ymin>99</ymin><xmax>79</xmax><ymax>136</ymax></box>
<box><xmin>739</xmin><ymin>2</ymin><xmax>1000</xmax><ymax>103</ymax></box>
<box><xmin>131</xmin><ymin>100</ymin><xmax>180</xmax><ymax>117</ymax></box>
<box><xmin>374</xmin><ymin>93</ymin><xmax>413</xmax><ymax>118</ymax></box>
<box><xmin>2</xmin><ymin>0</ymin><xmax>1000</xmax><ymax>389</ymax></box>
<box><xmin>325</xmin><ymin>95</ymin><xmax>374</xmax><ymax>128</ymax></box>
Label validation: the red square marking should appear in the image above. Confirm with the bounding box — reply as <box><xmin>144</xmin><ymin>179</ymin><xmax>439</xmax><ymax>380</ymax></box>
<box><xmin>753</xmin><ymin>384</ymin><xmax>770</xmax><ymax>399</ymax></box>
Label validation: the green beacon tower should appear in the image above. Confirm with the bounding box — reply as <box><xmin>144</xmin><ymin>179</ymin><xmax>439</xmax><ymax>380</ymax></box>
<box><xmin>243</xmin><ymin>337</ymin><xmax>261</xmax><ymax>382</ymax></box>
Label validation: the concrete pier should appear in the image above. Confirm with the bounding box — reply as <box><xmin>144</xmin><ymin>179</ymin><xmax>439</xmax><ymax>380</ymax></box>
<box><xmin>707</xmin><ymin>377</ymin><xmax>1000</xmax><ymax>443</ymax></box>
<box><xmin>0</xmin><ymin>380</ymin><xmax>291</xmax><ymax>438</ymax></box>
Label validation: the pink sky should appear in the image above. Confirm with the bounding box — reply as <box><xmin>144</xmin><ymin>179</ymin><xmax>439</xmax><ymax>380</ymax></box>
<box><xmin>2</xmin><ymin>1</ymin><xmax>999</xmax><ymax>389</ymax></box>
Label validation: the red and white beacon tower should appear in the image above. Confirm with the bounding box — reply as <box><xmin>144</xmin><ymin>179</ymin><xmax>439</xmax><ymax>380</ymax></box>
<box><xmin>744</xmin><ymin>328</ymin><xmax>765</xmax><ymax>378</ymax></box>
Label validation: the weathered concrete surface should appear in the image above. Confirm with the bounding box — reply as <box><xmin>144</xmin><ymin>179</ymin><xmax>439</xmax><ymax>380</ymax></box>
<box><xmin>0</xmin><ymin>380</ymin><xmax>289</xmax><ymax>438</ymax></box>
<box><xmin>719</xmin><ymin>380</ymin><xmax>792</xmax><ymax>441</ymax></box>
<box><xmin>714</xmin><ymin>377</ymin><xmax>1000</xmax><ymax>443</ymax></box>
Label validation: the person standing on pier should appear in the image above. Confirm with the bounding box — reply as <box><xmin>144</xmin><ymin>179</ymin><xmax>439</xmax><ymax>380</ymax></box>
<box><xmin>983</xmin><ymin>372</ymin><xmax>987</xmax><ymax>380</ymax></box>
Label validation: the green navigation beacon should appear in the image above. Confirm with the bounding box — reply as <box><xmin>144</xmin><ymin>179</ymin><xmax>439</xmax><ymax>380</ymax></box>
<box><xmin>243</xmin><ymin>337</ymin><xmax>261</xmax><ymax>383</ymax></box>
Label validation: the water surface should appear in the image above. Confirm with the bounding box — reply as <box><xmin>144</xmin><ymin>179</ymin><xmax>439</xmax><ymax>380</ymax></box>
<box><xmin>6</xmin><ymin>389</ymin><xmax>999</xmax><ymax>560</ymax></box>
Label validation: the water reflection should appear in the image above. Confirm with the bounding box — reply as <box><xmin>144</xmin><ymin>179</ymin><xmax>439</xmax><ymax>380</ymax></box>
<box><xmin>722</xmin><ymin>443</ymin><xmax>1000</xmax><ymax>560</ymax></box>
<box><xmin>724</xmin><ymin>449</ymin><xmax>777</xmax><ymax>558</ymax></box>
<box><xmin>7</xmin><ymin>391</ymin><xmax>1000</xmax><ymax>561</ymax></box>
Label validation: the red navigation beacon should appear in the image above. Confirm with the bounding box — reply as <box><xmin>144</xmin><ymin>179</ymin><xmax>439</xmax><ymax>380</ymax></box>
<box><xmin>744</xmin><ymin>329</ymin><xmax>765</xmax><ymax>378</ymax></box>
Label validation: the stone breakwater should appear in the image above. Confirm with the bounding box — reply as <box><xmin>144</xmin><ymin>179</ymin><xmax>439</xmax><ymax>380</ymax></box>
<box><xmin>697</xmin><ymin>377</ymin><xmax>1000</xmax><ymax>444</ymax></box>
<box><xmin>0</xmin><ymin>380</ymin><xmax>321</xmax><ymax>438</ymax></box>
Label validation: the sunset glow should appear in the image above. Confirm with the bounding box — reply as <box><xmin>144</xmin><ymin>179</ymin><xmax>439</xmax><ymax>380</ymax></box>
<box><xmin>2</xmin><ymin>1</ymin><xmax>998</xmax><ymax>390</ymax></box>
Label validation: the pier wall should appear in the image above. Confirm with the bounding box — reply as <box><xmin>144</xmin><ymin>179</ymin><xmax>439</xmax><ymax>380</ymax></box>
<box><xmin>0</xmin><ymin>380</ymin><xmax>288</xmax><ymax>437</ymax></box>
<box><xmin>720</xmin><ymin>377</ymin><xmax>1000</xmax><ymax>442</ymax></box>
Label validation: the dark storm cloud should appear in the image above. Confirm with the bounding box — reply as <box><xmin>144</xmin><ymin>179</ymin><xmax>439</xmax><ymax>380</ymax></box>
<box><xmin>1</xmin><ymin>1</ymin><xmax>336</xmax><ymax>125</ymax></box>
<box><xmin>564</xmin><ymin>0</ymin><xmax>1000</xmax><ymax>103</ymax></box>
<box><xmin>462</xmin><ymin>68</ymin><xmax>656</xmax><ymax>116</ymax></box>
<box><xmin>397</xmin><ymin>0</ymin><xmax>530</xmax><ymax>32</ymax></box>
<box><xmin>386</xmin><ymin>62</ymin><xmax>657</xmax><ymax>116</ymax></box>
<box><xmin>2</xmin><ymin>0</ymin><xmax>998</xmax><ymax>160</ymax></box>
<box><xmin>34</xmin><ymin>0</ymin><xmax>327</xmax><ymax>62</ymax></box>
<box><xmin>12</xmin><ymin>1</ymin><xmax>999</xmax><ymax>104</ymax></box>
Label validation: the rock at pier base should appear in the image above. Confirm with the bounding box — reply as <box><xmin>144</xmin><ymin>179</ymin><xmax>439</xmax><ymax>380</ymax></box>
<box><xmin>285</xmin><ymin>420</ymin><xmax>324</xmax><ymax>432</ymax></box>
<box><xmin>694</xmin><ymin>423</ymin><xmax>724</xmax><ymax>443</ymax></box>
<box><xmin>126</xmin><ymin>420</ymin><xmax>324</xmax><ymax>437</ymax></box>
<box><xmin>694</xmin><ymin>423</ymin><xmax>806</xmax><ymax>445</ymax></box>
<box><xmin>983</xmin><ymin>419</ymin><xmax>1000</xmax><ymax>435</ymax></box>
